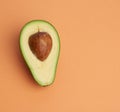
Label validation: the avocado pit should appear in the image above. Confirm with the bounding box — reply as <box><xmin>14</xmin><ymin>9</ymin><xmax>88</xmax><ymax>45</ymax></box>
<box><xmin>29</xmin><ymin>32</ymin><xmax>52</xmax><ymax>61</ymax></box>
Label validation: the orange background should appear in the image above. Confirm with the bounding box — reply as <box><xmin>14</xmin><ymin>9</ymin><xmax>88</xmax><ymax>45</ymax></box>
<box><xmin>0</xmin><ymin>0</ymin><xmax>120</xmax><ymax>112</ymax></box>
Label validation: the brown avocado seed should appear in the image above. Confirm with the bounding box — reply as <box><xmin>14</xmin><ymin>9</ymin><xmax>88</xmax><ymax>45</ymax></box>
<box><xmin>29</xmin><ymin>32</ymin><xmax>52</xmax><ymax>61</ymax></box>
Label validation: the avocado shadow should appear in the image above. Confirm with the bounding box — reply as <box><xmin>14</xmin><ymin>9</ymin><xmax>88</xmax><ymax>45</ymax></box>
<box><xmin>10</xmin><ymin>25</ymin><xmax>45</xmax><ymax>88</ymax></box>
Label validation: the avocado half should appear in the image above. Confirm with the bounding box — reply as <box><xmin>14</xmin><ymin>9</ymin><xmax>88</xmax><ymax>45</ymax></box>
<box><xmin>20</xmin><ymin>20</ymin><xmax>60</xmax><ymax>86</ymax></box>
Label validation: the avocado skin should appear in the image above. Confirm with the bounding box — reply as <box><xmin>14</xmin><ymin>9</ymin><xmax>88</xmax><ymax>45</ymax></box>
<box><xmin>19</xmin><ymin>20</ymin><xmax>60</xmax><ymax>86</ymax></box>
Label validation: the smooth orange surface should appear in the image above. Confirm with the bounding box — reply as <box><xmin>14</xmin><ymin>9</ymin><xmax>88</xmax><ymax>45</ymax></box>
<box><xmin>0</xmin><ymin>0</ymin><xmax>120</xmax><ymax>111</ymax></box>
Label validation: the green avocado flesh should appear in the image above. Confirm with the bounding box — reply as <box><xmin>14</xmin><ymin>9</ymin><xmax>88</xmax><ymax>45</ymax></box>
<box><xmin>20</xmin><ymin>20</ymin><xmax>60</xmax><ymax>86</ymax></box>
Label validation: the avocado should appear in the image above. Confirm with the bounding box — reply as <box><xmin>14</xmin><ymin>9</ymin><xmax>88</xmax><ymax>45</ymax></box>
<box><xmin>19</xmin><ymin>20</ymin><xmax>60</xmax><ymax>86</ymax></box>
